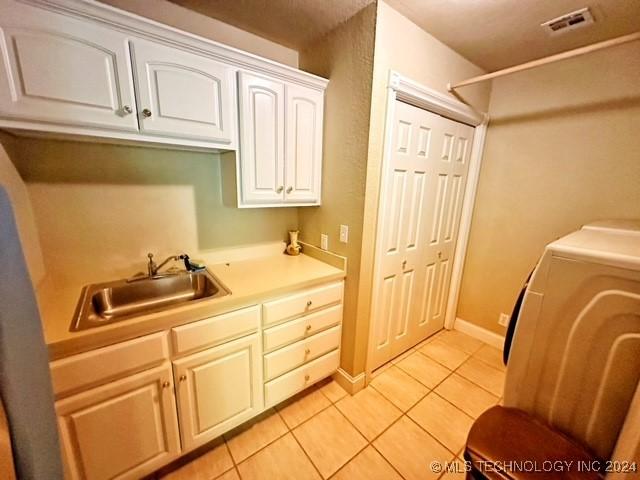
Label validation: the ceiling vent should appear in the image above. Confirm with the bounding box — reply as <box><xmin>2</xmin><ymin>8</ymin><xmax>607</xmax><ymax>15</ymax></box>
<box><xmin>541</xmin><ymin>7</ymin><xmax>595</xmax><ymax>35</ymax></box>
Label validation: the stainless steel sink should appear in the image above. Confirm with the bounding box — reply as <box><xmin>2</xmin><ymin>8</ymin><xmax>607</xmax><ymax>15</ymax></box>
<box><xmin>71</xmin><ymin>270</ymin><xmax>230</xmax><ymax>331</ymax></box>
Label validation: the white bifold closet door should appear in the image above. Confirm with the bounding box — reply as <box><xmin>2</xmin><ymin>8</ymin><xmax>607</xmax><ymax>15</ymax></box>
<box><xmin>371</xmin><ymin>100</ymin><xmax>474</xmax><ymax>370</ymax></box>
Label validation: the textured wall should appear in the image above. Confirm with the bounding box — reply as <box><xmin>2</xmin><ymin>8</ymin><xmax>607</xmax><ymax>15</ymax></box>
<box><xmin>98</xmin><ymin>0</ymin><xmax>298</xmax><ymax>67</ymax></box>
<box><xmin>14</xmin><ymin>139</ymin><xmax>297</xmax><ymax>285</ymax></box>
<box><xmin>458</xmin><ymin>41</ymin><xmax>640</xmax><ymax>334</ymax></box>
<box><xmin>297</xmin><ymin>4</ymin><xmax>377</xmax><ymax>375</ymax></box>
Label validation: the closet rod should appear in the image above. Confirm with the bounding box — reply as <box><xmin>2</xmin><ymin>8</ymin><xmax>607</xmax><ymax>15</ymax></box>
<box><xmin>448</xmin><ymin>31</ymin><xmax>640</xmax><ymax>92</ymax></box>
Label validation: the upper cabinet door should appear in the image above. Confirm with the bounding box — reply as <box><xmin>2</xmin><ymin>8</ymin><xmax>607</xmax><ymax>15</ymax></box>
<box><xmin>238</xmin><ymin>71</ymin><xmax>286</xmax><ymax>205</ymax></box>
<box><xmin>0</xmin><ymin>2</ymin><xmax>138</xmax><ymax>131</ymax></box>
<box><xmin>130</xmin><ymin>38</ymin><xmax>236</xmax><ymax>144</ymax></box>
<box><xmin>284</xmin><ymin>84</ymin><xmax>324</xmax><ymax>204</ymax></box>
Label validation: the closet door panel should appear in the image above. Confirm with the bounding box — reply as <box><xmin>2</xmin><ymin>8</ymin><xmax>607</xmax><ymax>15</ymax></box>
<box><xmin>418</xmin><ymin>113</ymin><xmax>474</xmax><ymax>340</ymax></box>
<box><xmin>370</xmin><ymin>100</ymin><xmax>475</xmax><ymax>369</ymax></box>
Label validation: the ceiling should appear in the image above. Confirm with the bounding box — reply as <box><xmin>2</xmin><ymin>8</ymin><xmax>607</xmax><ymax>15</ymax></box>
<box><xmin>167</xmin><ymin>0</ymin><xmax>374</xmax><ymax>51</ymax></box>
<box><xmin>168</xmin><ymin>0</ymin><xmax>640</xmax><ymax>71</ymax></box>
<box><xmin>385</xmin><ymin>0</ymin><xmax>640</xmax><ymax>71</ymax></box>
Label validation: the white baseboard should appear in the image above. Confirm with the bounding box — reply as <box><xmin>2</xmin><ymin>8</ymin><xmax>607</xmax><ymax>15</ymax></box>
<box><xmin>333</xmin><ymin>368</ymin><xmax>366</xmax><ymax>395</ymax></box>
<box><xmin>454</xmin><ymin>317</ymin><xmax>505</xmax><ymax>349</ymax></box>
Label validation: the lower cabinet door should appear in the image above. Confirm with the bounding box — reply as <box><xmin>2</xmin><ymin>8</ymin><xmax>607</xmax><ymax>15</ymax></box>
<box><xmin>56</xmin><ymin>364</ymin><xmax>180</xmax><ymax>480</ymax></box>
<box><xmin>173</xmin><ymin>333</ymin><xmax>264</xmax><ymax>450</ymax></box>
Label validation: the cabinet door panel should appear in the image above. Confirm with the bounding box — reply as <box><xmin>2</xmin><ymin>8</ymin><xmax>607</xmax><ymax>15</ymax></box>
<box><xmin>238</xmin><ymin>71</ymin><xmax>285</xmax><ymax>205</ymax></box>
<box><xmin>131</xmin><ymin>38</ymin><xmax>235</xmax><ymax>144</ymax></box>
<box><xmin>285</xmin><ymin>84</ymin><xmax>323</xmax><ymax>204</ymax></box>
<box><xmin>0</xmin><ymin>2</ymin><xmax>137</xmax><ymax>131</ymax></box>
<box><xmin>56</xmin><ymin>365</ymin><xmax>179</xmax><ymax>480</ymax></box>
<box><xmin>173</xmin><ymin>333</ymin><xmax>263</xmax><ymax>450</ymax></box>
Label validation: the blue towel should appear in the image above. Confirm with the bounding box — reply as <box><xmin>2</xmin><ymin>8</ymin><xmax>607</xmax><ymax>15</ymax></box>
<box><xmin>0</xmin><ymin>187</ymin><xmax>63</xmax><ymax>479</ymax></box>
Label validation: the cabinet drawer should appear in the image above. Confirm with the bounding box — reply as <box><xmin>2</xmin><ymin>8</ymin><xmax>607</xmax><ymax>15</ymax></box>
<box><xmin>263</xmin><ymin>304</ymin><xmax>342</xmax><ymax>352</ymax></box>
<box><xmin>171</xmin><ymin>305</ymin><xmax>260</xmax><ymax>355</ymax></box>
<box><xmin>262</xmin><ymin>282</ymin><xmax>343</xmax><ymax>326</ymax></box>
<box><xmin>50</xmin><ymin>332</ymin><xmax>169</xmax><ymax>398</ymax></box>
<box><xmin>264</xmin><ymin>325</ymin><xmax>341</xmax><ymax>381</ymax></box>
<box><xmin>264</xmin><ymin>349</ymin><xmax>339</xmax><ymax>407</ymax></box>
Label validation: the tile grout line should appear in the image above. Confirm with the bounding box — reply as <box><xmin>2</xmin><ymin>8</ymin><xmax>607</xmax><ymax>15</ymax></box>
<box><xmin>229</xmin><ymin>381</ymin><xmax>336</xmax><ymax>473</ymax></box>
<box><xmin>368</xmin><ymin>343</ymin><xmax>497</xmax><ymax>459</ymax></box>
<box><xmin>169</xmin><ymin>334</ymin><xmax>500</xmax><ymax>480</ymax></box>
<box><xmin>275</xmin><ymin>406</ymin><xmax>327</xmax><ymax>480</ymax></box>
<box><xmin>415</xmin><ymin>339</ymin><xmax>504</xmax><ymax>399</ymax></box>
<box><xmin>290</xmin><ymin>384</ymin><xmax>371</xmax><ymax>478</ymax></box>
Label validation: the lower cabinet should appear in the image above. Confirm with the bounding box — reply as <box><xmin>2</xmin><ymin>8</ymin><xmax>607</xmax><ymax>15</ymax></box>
<box><xmin>56</xmin><ymin>364</ymin><xmax>180</xmax><ymax>480</ymax></box>
<box><xmin>172</xmin><ymin>333</ymin><xmax>263</xmax><ymax>450</ymax></box>
<box><xmin>53</xmin><ymin>281</ymin><xmax>343</xmax><ymax>479</ymax></box>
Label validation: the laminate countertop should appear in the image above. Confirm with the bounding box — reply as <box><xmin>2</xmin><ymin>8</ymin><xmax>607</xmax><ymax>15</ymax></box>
<box><xmin>38</xmin><ymin>253</ymin><xmax>345</xmax><ymax>360</ymax></box>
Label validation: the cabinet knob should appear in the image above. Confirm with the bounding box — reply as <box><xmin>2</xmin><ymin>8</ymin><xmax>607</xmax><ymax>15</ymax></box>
<box><xmin>305</xmin><ymin>324</ymin><xmax>312</xmax><ymax>332</ymax></box>
<box><xmin>286</xmin><ymin>186</ymin><xmax>293</xmax><ymax>194</ymax></box>
<box><xmin>179</xmin><ymin>374</ymin><xmax>187</xmax><ymax>382</ymax></box>
<box><xmin>305</xmin><ymin>348</ymin><xmax>311</xmax><ymax>355</ymax></box>
<box><xmin>142</xmin><ymin>108</ymin><xmax>152</xmax><ymax>118</ymax></box>
<box><xmin>306</xmin><ymin>300</ymin><xmax>313</xmax><ymax>307</ymax></box>
<box><xmin>122</xmin><ymin>105</ymin><xmax>133</xmax><ymax>114</ymax></box>
<box><xmin>304</xmin><ymin>374</ymin><xmax>310</xmax><ymax>382</ymax></box>
<box><xmin>402</xmin><ymin>260</ymin><xmax>407</xmax><ymax>269</ymax></box>
<box><xmin>162</xmin><ymin>381</ymin><xmax>171</xmax><ymax>389</ymax></box>
<box><xmin>276</xmin><ymin>186</ymin><xmax>284</xmax><ymax>193</ymax></box>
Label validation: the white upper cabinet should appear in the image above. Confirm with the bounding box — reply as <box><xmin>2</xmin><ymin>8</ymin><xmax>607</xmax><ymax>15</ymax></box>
<box><xmin>238</xmin><ymin>71</ymin><xmax>286</xmax><ymax>205</ymax></box>
<box><xmin>285</xmin><ymin>84</ymin><xmax>324</xmax><ymax>204</ymax></box>
<box><xmin>0</xmin><ymin>1</ymin><xmax>138</xmax><ymax>131</ymax></box>
<box><xmin>237</xmin><ymin>73</ymin><xmax>324</xmax><ymax>207</ymax></box>
<box><xmin>130</xmin><ymin>38</ymin><xmax>236</xmax><ymax>145</ymax></box>
<box><xmin>0</xmin><ymin>0</ymin><xmax>327</xmax><ymax>205</ymax></box>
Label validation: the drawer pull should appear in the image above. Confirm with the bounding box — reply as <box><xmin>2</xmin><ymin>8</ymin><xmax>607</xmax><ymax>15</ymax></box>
<box><xmin>305</xmin><ymin>324</ymin><xmax>312</xmax><ymax>332</ymax></box>
<box><xmin>306</xmin><ymin>300</ymin><xmax>313</xmax><ymax>307</ymax></box>
<box><xmin>305</xmin><ymin>348</ymin><xmax>311</xmax><ymax>355</ymax></box>
<box><xmin>162</xmin><ymin>381</ymin><xmax>171</xmax><ymax>389</ymax></box>
<box><xmin>304</xmin><ymin>374</ymin><xmax>310</xmax><ymax>382</ymax></box>
<box><xmin>179</xmin><ymin>374</ymin><xmax>187</xmax><ymax>382</ymax></box>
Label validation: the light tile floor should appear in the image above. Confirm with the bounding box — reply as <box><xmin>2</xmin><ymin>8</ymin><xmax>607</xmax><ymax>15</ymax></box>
<box><xmin>156</xmin><ymin>330</ymin><xmax>505</xmax><ymax>480</ymax></box>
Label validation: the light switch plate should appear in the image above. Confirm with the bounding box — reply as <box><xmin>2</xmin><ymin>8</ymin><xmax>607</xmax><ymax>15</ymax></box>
<box><xmin>498</xmin><ymin>313</ymin><xmax>510</xmax><ymax>327</ymax></box>
<box><xmin>320</xmin><ymin>233</ymin><xmax>328</xmax><ymax>251</ymax></box>
<box><xmin>339</xmin><ymin>225</ymin><xmax>349</xmax><ymax>243</ymax></box>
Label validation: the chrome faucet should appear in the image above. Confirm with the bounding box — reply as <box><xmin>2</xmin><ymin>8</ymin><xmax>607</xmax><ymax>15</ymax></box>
<box><xmin>147</xmin><ymin>253</ymin><xmax>187</xmax><ymax>277</ymax></box>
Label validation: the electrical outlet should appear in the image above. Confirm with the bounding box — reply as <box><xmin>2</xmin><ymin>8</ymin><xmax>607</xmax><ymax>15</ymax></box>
<box><xmin>320</xmin><ymin>233</ymin><xmax>328</xmax><ymax>251</ymax></box>
<box><xmin>498</xmin><ymin>313</ymin><xmax>510</xmax><ymax>327</ymax></box>
<box><xmin>339</xmin><ymin>224</ymin><xmax>349</xmax><ymax>243</ymax></box>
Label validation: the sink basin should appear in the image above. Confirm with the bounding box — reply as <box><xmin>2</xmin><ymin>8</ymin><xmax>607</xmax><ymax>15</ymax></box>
<box><xmin>71</xmin><ymin>270</ymin><xmax>230</xmax><ymax>331</ymax></box>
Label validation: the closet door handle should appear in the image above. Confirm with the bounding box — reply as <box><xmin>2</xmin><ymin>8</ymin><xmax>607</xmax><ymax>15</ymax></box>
<box><xmin>122</xmin><ymin>105</ymin><xmax>133</xmax><ymax>114</ymax></box>
<box><xmin>286</xmin><ymin>186</ymin><xmax>293</xmax><ymax>194</ymax></box>
<box><xmin>402</xmin><ymin>260</ymin><xmax>407</xmax><ymax>269</ymax></box>
<box><xmin>142</xmin><ymin>108</ymin><xmax>152</xmax><ymax>118</ymax></box>
<box><xmin>276</xmin><ymin>186</ymin><xmax>284</xmax><ymax>193</ymax></box>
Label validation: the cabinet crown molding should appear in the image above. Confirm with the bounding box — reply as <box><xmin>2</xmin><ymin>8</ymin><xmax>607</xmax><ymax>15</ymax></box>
<box><xmin>18</xmin><ymin>0</ymin><xmax>329</xmax><ymax>91</ymax></box>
